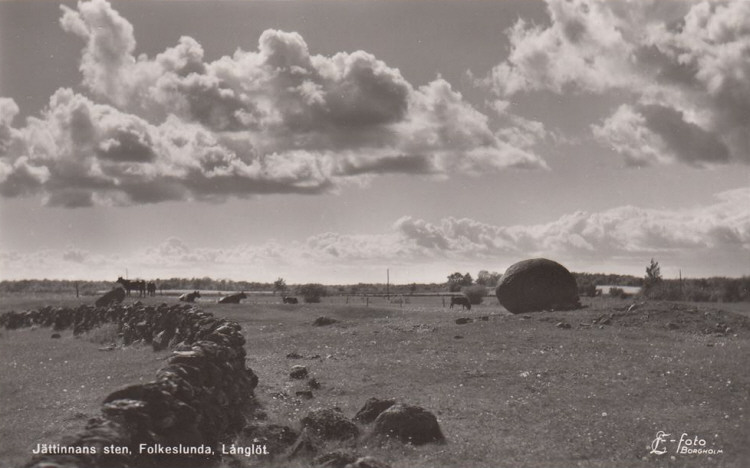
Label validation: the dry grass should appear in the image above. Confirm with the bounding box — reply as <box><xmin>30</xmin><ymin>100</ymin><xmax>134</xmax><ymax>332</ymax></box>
<box><xmin>1</xmin><ymin>294</ymin><xmax>748</xmax><ymax>468</ymax></box>
<box><xmin>0</xmin><ymin>327</ymin><xmax>168</xmax><ymax>468</ymax></box>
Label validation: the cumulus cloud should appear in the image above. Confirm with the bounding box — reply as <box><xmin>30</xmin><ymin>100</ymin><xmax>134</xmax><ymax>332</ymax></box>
<box><xmin>392</xmin><ymin>188</ymin><xmax>750</xmax><ymax>274</ymax></box>
<box><xmin>592</xmin><ymin>103</ymin><xmax>730</xmax><ymax>167</ymax></box>
<box><xmin>3</xmin><ymin>188</ymin><xmax>747</xmax><ymax>281</ymax></box>
<box><xmin>486</xmin><ymin>0</ymin><xmax>750</xmax><ymax>166</ymax></box>
<box><xmin>0</xmin><ymin>0</ymin><xmax>545</xmax><ymax>207</ymax></box>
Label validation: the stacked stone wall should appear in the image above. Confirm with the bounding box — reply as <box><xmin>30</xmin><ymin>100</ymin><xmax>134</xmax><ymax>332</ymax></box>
<box><xmin>0</xmin><ymin>303</ymin><xmax>258</xmax><ymax>468</ymax></box>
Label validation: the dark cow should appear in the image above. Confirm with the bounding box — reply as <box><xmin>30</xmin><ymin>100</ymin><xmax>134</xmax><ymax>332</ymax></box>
<box><xmin>218</xmin><ymin>292</ymin><xmax>247</xmax><ymax>304</ymax></box>
<box><xmin>147</xmin><ymin>281</ymin><xmax>157</xmax><ymax>297</ymax></box>
<box><xmin>450</xmin><ymin>296</ymin><xmax>472</xmax><ymax>310</ymax></box>
<box><xmin>117</xmin><ymin>277</ymin><xmax>146</xmax><ymax>297</ymax></box>
<box><xmin>179</xmin><ymin>291</ymin><xmax>201</xmax><ymax>303</ymax></box>
<box><xmin>95</xmin><ymin>287</ymin><xmax>126</xmax><ymax>307</ymax></box>
<box><xmin>282</xmin><ymin>296</ymin><xmax>299</xmax><ymax>304</ymax></box>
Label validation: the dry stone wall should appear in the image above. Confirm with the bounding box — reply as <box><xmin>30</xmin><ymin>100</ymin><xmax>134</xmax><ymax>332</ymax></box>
<box><xmin>0</xmin><ymin>303</ymin><xmax>258</xmax><ymax>468</ymax></box>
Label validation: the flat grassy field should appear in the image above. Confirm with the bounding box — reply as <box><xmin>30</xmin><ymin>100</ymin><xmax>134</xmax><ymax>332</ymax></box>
<box><xmin>1</xmin><ymin>294</ymin><xmax>748</xmax><ymax>468</ymax></box>
<box><xmin>0</xmin><ymin>325</ymin><xmax>168</xmax><ymax>468</ymax></box>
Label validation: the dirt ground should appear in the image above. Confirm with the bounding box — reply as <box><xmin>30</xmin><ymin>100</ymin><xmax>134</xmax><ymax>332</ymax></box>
<box><xmin>1</xmin><ymin>294</ymin><xmax>748</xmax><ymax>467</ymax></box>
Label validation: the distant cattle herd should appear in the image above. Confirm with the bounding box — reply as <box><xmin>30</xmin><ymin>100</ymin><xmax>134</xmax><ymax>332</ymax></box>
<box><xmin>100</xmin><ymin>277</ymin><xmax>480</xmax><ymax>313</ymax></box>
<box><xmin>116</xmin><ymin>277</ymin><xmax>157</xmax><ymax>297</ymax></box>
<box><xmin>101</xmin><ymin>279</ymin><xmax>304</xmax><ymax>306</ymax></box>
<box><xmin>99</xmin><ymin>278</ymin><xmax>476</xmax><ymax>310</ymax></box>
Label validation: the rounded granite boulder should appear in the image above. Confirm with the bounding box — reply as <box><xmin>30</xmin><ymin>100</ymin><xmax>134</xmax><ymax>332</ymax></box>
<box><xmin>495</xmin><ymin>258</ymin><xmax>580</xmax><ymax>314</ymax></box>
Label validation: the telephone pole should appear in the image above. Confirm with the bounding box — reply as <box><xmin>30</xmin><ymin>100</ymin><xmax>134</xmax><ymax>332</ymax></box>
<box><xmin>386</xmin><ymin>268</ymin><xmax>390</xmax><ymax>299</ymax></box>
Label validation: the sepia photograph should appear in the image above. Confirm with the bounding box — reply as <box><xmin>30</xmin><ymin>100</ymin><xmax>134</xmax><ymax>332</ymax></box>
<box><xmin>1</xmin><ymin>0</ymin><xmax>749</xmax><ymax>467</ymax></box>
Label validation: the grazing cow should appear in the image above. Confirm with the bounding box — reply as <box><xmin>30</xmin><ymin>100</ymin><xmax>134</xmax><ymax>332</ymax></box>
<box><xmin>95</xmin><ymin>287</ymin><xmax>126</xmax><ymax>307</ymax></box>
<box><xmin>147</xmin><ymin>282</ymin><xmax>157</xmax><ymax>297</ymax></box>
<box><xmin>282</xmin><ymin>296</ymin><xmax>299</xmax><ymax>304</ymax></box>
<box><xmin>450</xmin><ymin>296</ymin><xmax>472</xmax><ymax>310</ymax></box>
<box><xmin>179</xmin><ymin>291</ymin><xmax>201</xmax><ymax>303</ymax></box>
<box><xmin>117</xmin><ymin>277</ymin><xmax>146</xmax><ymax>297</ymax></box>
<box><xmin>218</xmin><ymin>292</ymin><xmax>247</xmax><ymax>304</ymax></box>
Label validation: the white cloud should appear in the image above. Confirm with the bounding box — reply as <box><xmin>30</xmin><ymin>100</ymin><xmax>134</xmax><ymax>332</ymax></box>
<box><xmin>3</xmin><ymin>188</ymin><xmax>747</xmax><ymax>281</ymax></box>
<box><xmin>486</xmin><ymin>0</ymin><xmax>750</xmax><ymax>167</ymax></box>
<box><xmin>0</xmin><ymin>0</ymin><xmax>546</xmax><ymax>207</ymax></box>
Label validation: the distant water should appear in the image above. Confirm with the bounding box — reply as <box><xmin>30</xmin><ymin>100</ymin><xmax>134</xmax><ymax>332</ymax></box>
<box><xmin>595</xmin><ymin>285</ymin><xmax>642</xmax><ymax>295</ymax></box>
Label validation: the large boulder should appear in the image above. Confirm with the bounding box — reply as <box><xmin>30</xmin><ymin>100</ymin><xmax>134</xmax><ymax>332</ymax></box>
<box><xmin>495</xmin><ymin>258</ymin><xmax>580</xmax><ymax>314</ymax></box>
<box><xmin>95</xmin><ymin>287</ymin><xmax>126</xmax><ymax>307</ymax></box>
<box><xmin>301</xmin><ymin>408</ymin><xmax>359</xmax><ymax>441</ymax></box>
<box><xmin>353</xmin><ymin>398</ymin><xmax>395</xmax><ymax>424</ymax></box>
<box><xmin>372</xmin><ymin>404</ymin><xmax>444</xmax><ymax>445</ymax></box>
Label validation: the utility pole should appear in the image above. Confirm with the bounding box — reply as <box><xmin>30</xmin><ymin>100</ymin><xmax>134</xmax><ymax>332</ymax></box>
<box><xmin>386</xmin><ymin>268</ymin><xmax>390</xmax><ymax>299</ymax></box>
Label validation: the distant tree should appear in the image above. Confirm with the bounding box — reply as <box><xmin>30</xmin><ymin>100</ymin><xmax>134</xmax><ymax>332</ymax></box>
<box><xmin>273</xmin><ymin>277</ymin><xmax>287</xmax><ymax>295</ymax></box>
<box><xmin>645</xmin><ymin>258</ymin><xmax>662</xmax><ymax>293</ymax></box>
<box><xmin>299</xmin><ymin>283</ymin><xmax>327</xmax><ymax>303</ymax></box>
<box><xmin>463</xmin><ymin>273</ymin><xmax>473</xmax><ymax>286</ymax></box>
<box><xmin>447</xmin><ymin>272</ymin><xmax>473</xmax><ymax>292</ymax></box>
<box><xmin>410</xmin><ymin>283</ymin><xmax>417</xmax><ymax>294</ymax></box>
<box><xmin>447</xmin><ymin>272</ymin><xmax>463</xmax><ymax>292</ymax></box>
<box><xmin>476</xmin><ymin>270</ymin><xmax>502</xmax><ymax>287</ymax></box>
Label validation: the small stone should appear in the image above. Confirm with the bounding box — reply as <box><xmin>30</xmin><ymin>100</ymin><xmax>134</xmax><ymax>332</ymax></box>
<box><xmin>455</xmin><ymin>318</ymin><xmax>473</xmax><ymax>325</ymax></box>
<box><xmin>313</xmin><ymin>316</ymin><xmax>339</xmax><ymax>326</ymax></box>
<box><xmin>308</xmin><ymin>378</ymin><xmax>321</xmax><ymax>389</ymax></box>
<box><xmin>239</xmin><ymin>423</ymin><xmax>298</xmax><ymax>455</ymax></box>
<box><xmin>290</xmin><ymin>365</ymin><xmax>309</xmax><ymax>379</ymax></box>
<box><xmin>555</xmin><ymin>322</ymin><xmax>571</xmax><ymax>329</ymax></box>
<box><xmin>296</xmin><ymin>390</ymin><xmax>314</xmax><ymax>400</ymax></box>
<box><xmin>286</xmin><ymin>351</ymin><xmax>303</xmax><ymax>359</ymax></box>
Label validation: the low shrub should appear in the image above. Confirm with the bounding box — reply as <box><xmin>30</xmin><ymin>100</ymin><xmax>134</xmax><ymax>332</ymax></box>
<box><xmin>299</xmin><ymin>283</ymin><xmax>328</xmax><ymax>303</ymax></box>
<box><xmin>608</xmin><ymin>287</ymin><xmax>629</xmax><ymax>299</ymax></box>
<box><xmin>462</xmin><ymin>285</ymin><xmax>488</xmax><ymax>305</ymax></box>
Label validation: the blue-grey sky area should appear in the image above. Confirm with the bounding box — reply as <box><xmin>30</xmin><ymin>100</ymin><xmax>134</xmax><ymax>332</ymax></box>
<box><xmin>0</xmin><ymin>0</ymin><xmax>748</xmax><ymax>283</ymax></box>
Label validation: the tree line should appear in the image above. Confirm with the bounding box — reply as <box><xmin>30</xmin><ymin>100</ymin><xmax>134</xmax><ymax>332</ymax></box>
<box><xmin>2</xmin><ymin>264</ymin><xmax>748</xmax><ymax>303</ymax></box>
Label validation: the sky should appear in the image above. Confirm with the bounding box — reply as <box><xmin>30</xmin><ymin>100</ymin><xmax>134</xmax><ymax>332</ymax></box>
<box><xmin>0</xmin><ymin>0</ymin><xmax>748</xmax><ymax>284</ymax></box>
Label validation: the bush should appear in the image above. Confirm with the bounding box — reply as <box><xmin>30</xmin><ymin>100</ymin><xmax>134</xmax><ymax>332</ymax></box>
<box><xmin>578</xmin><ymin>282</ymin><xmax>599</xmax><ymax>297</ymax></box>
<box><xmin>608</xmin><ymin>287</ymin><xmax>629</xmax><ymax>299</ymax></box>
<box><xmin>462</xmin><ymin>285</ymin><xmax>488</xmax><ymax>305</ymax></box>
<box><xmin>299</xmin><ymin>283</ymin><xmax>328</xmax><ymax>303</ymax></box>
